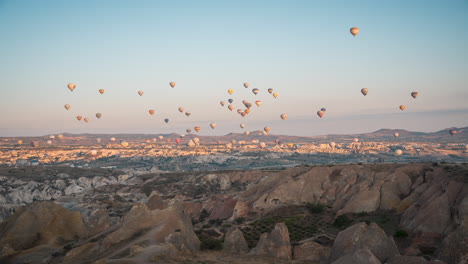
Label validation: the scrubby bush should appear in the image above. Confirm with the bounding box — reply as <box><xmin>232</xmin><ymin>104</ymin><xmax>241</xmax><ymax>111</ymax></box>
<box><xmin>200</xmin><ymin>237</ymin><xmax>223</xmax><ymax>251</ymax></box>
<box><xmin>234</xmin><ymin>217</ymin><xmax>245</xmax><ymax>224</ymax></box>
<box><xmin>306</xmin><ymin>203</ymin><xmax>326</xmax><ymax>214</ymax></box>
<box><xmin>333</xmin><ymin>215</ymin><xmax>353</xmax><ymax>229</ymax></box>
<box><xmin>394</xmin><ymin>229</ymin><xmax>409</xmax><ymax>238</ymax></box>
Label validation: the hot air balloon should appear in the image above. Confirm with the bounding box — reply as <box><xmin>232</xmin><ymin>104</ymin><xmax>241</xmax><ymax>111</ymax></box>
<box><xmin>149</xmin><ymin>110</ymin><xmax>155</xmax><ymax>116</ymax></box>
<box><xmin>228</xmin><ymin>99</ymin><xmax>234</xmax><ymax>104</ymax></box>
<box><xmin>17</xmin><ymin>140</ymin><xmax>23</xmax><ymax>145</ymax></box>
<box><xmin>67</xmin><ymin>83</ymin><xmax>76</xmax><ymax>92</ymax></box>
<box><xmin>228</xmin><ymin>89</ymin><xmax>234</xmax><ymax>95</ymax></box>
<box><xmin>193</xmin><ymin>138</ymin><xmax>200</xmax><ymax>144</ymax></box>
<box><xmin>186</xmin><ymin>129</ymin><xmax>192</xmax><ymax>133</ymax></box>
<box><xmin>262</xmin><ymin>131</ymin><xmax>268</xmax><ymax>135</ymax></box>
<box><xmin>240</xmin><ymin>124</ymin><xmax>245</xmax><ymax>129</ymax></box>
<box><xmin>31</xmin><ymin>141</ymin><xmax>39</xmax><ymax>147</ymax></box>
<box><xmin>449</xmin><ymin>129</ymin><xmax>457</xmax><ymax>136</ymax></box>
<box><xmin>96</xmin><ymin>113</ymin><xmax>102</xmax><ymax>119</ymax></box>
<box><xmin>399</xmin><ymin>105</ymin><xmax>406</xmax><ymax>111</ymax></box>
<box><xmin>264</xmin><ymin>127</ymin><xmax>271</xmax><ymax>133</ymax></box>
<box><xmin>180</xmin><ymin>134</ymin><xmax>185</xmax><ymax>138</ymax></box>
<box><xmin>280</xmin><ymin>114</ymin><xmax>287</xmax><ymax>120</ymax></box>
<box><xmin>187</xmin><ymin>139</ymin><xmax>195</xmax><ymax>147</ymax></box>
<box><xmin>275</xmin><ymin>139</ymin><xmax>281</xmax><ymax>145</ymax></box>
<box><xmin>244</xmin><ymin>102</ymin><xmax>252</xmax><ymax>109</ymax></box>
<box><xmin>64</xmin><ymin>104</ymin><xmax>71</xmax><ymax>111</ymax></box>
<box><xmin>268</xmin><ymin>88</ymin><xmax>273</xmax><ymax>94</ymax></box>
<box><xmin>243</xmin><ymin>82</ymin><xmax>249</xmax><ymax>88</ymax></box>
<box><xmin>84</xmin><ymin>117</ymin><xmax>90</xmax><ymax>123</ymax></box>
<box><xmin>252</xmin><ymin>88</ymin><xmax>259</xmax><ymax>95</ymax></box>
<box><xmin>178</xmin><ymin>107</ymin><xmax>185</xmax><ymax>113</ymax></box>
<box><xmin>10</xmin><ymin>150</ymin><xmax>18</xmax><ymax>157</ymax></box>
<box><xmin>353</xmin><ymin>138</ymin><xmax>359</xmax><ymax>142</ymax></box>
<box><xmin>255</xmin><ymin>101</ymin><xmax>262</xmax><ymax>107</ymax></box>
<box><xmin>394</xmin><ymin>132</ymin><xmax>400</xmax><ymax>138</ymax></box>
<box><xmin>411</xmin><ymin>92</ymin><xmax>419</xmax><ymax>99</ymax></box>
<box><xmin>317</xmin><ymin>111</ymin><xmax>325</xmax><ymax>118</ymax></box>
<box><xmin>138</xmin><ymin>90</ymin><xmax>144</xmax><ymax>96</ymax></box>
<box><xmin>90</xmin><ymin>150</ymin><xmax>97</xmax><ymax>156</ymax></box>
<box><xmin>259</xmin><ymin>142</ymin><xmax>266</xmax><ymax>148</ymax></box>
<box><xmin>361</xmin><ymin>88</ymin><xmax>368</xmax><ymax>96</ymax></box>
<box><xmin>158</xmin><ymin>136</ymin><xmax>164</xmax><ymax>140</ymax></box>
<box><xmin>96</xmin><ymin>138</ymin><xmax>101</xmax><ymax>143</ymax></box>
<box><xmin>220</xmin><ymin>101</ymin><xmax>226</xmax><ymax>106</ymax></box>
<box><xmin>99</xmin><ymin>89</ymin><xmax>105</xmax><ymax>95</ymax></box>
<box><xmin>120</xmin><ymin>141</ymin><xmax>129</xmax><ymax>148</ymax></box>
<box><xmin>395</xmin><ymin>149</ymin><xmax>403</xmax><ymax>155</ymax></box>
<box><xmin>321</xmin><ymin>108</ymin><xmax>327</xmax><ymax>112</ymax></box>
<box><xmin>194</xmin><ymin>126</ymin><xmax>201</xmax><ymax>132</ymax></box>
<box><xmin>228</xmin><ymin>105</ymin><xmax>235</xmax><ymax>111</ymax></box>
<box><xmin>244</xmin><ymin>109</ymin><xmax>251</xmax><ymax>114</ymax></box>
<box><xmin>185</xmin><ymin>112</ymin><xmax>191</xmax><ymax>117</ymax></box>
<box><xmin>175</xmin><ymin>138</ymin><xmax>181</xmax><ymax>144</ymax></box>
<box><xmin>329</xmin><ymin>142</ymin><xmax>336</xmax><ymax>148</ymax></box>
<box><xmin>210</xmin><ymin>123</ymin><xmax>217</xmax><ymax>129</ymax></box>
<box><xmin>244</xmin><ymin>131</ymin><xmax>250</xmax><ymax>136</ymax></box>
<box><xmin>170</xmin><ymin>82</ymin><xmax>176</xmax><ymax>88</ymax></box>
<box><xmin>57</xmin><ymin>134</ymin><xmax>63</xmax><ymax>139</ymax></box>
<box><xmin>49</xmin><ymin>135</ymin><xmax>55</xmax><ymax>139</ymax></box>
<box><xmin>273</xmin><ymin>93</ymin><xmax>278</xmax><ymax>98</ymax></box>
<box><xmin>226</xmin><ymin>143</ymin><xmax>233</xmax><ymax>148</ymax></box>
<box><xmin>164</xmin><ymin>118</ymin><xmax>169</xmax><ymax>123</ymax></box>
<box><xmin>77</xmin><ymin>116</ymin><xmax>83</xmax><ymax>121</ymax></box>
<box><xmin>237</xmin><ymin>109</ymin><xmax>243</xmax><ymax>114</ymax></box>
<box><xmin>152</xmin><ymin>138</ymin><xmax>157</xmax><ymax>142</ymax></box>
<box><xmin>47</xmin><ymin>140</ymin><xmax>52</xmax><ymax>145</ymax></box>
<box><xmin>110</xmin><ymin>137</ymin><xmax>116</xmax><ymax>142</ymax></box>
<box><xmin>240</xmin><ymin>112</ymin><xmax>246</xmax><ymax>117</ymax></box>
<box><xmin>350</xmin><ymin>27</ymin><xmax>360</xmax><ymax>37</ymax></box>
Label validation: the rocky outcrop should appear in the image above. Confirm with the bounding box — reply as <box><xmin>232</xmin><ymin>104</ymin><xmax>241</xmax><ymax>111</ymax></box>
<box><xmin>223</xmin><ymin>227</ymin><xmax>249</xmax><ymax>254</ymax></box>
<box><xmin>86</xmin><ymin>208</ymin><xmax>112</xmax><ymax>236</ymax></box>
<box><xmin>435</xmin><ymin>227</ymin><xmax>468</xmax><ymax>264</ymax></box>
<box><xmin>385</xmin><ymin>255</ymin><xmax>432</xmax><ymax>264</ymax></box>
<box><xmin>330</xmin><ymin>222</ymin><xmax>399</xmax><ymax>263</ymax></box>
<box><xmin>250</xmin><ymin>223</ymin><xmax>291</xmax><ymax>260</ymax></box>
<box><xmin>293</xmin><ymin>240</ymin><xmax>331</xmax><ymax>263</ymax></box>
<box><xmin>145</xmin><ymin>191</ymin><xmax>167</xmax><ymax>210</ymax></box>
<box><xmin>331</xmin><ymin>248</ymin><xmax>382</xmax><ymax>264</ymax></box>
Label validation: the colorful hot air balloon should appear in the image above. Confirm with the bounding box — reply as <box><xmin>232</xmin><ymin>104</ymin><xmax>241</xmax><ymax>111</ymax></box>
<box><xmin>350</xmin><ymin>27</ymin><xmax>360</xmax><ymax>37</ymax></box>
<box><xmin>210</xmin><ymin>123</ymin><xmax>217</xmax><ymax>129</ymax></box>
<box><xmin>353</xmin><ymin>138</ymin><xmax>359</xmax><ymax>142</ymax></box>
<box><xmin>273</xmin><ymin>93</ymin><xmax>278</xmax><ymax>98</ymax></box>
<box><xmin>99</xmin><ymin>89</ymin><xmax>105</xmax><ymax>95</ymax></box>
<box><xmin>228</xmin><ymin>89</ymin><xmax>234</xmax><ymax>95</ymax></box>
<box><xmin>280</xmin><ymin>114</ymin><xmax>287</xmax><ymax>120</ymax></box>
<box><xmin>186</xmin><ymin>129</ymin><xmax>192</xmax><ymax>133</ymax></box>
<box><xmin>64</xmin><ymin>104</ymin><xmax>71</xmax><ymax>111</ymax></box>
<box><xmin>361</xmin><ymin>88</ymin><xmax>369</xmax><ymax>96</ymax></box>
<box><xmin>244</xmin><ymin>131</ymin><xmax>250</xmax><ymax>136</ymax></box>
<box><xmin>194</xmin><ymin>126</ymin><xmax>201</xmax><ymax>132</ymax></box>
<box><xmin>67</xmin><ymin>83</ymin><xmax>76</xmax><ymax>92</ymax></box>
<box><xmin>220</xmin><ymin>101</ymin><xmax>226</xmax><ymax>106</ymax></box>
<box><xmin>84</xmin><ymin>117</ymin><xmax>90</xmax><ymax>123</ymax></box>
<box><xmin>449</xmin><ymin>129</ymin><xmax>457</xmax><ymax>136</ymax></box>
<box><xmin>17</xmin><ymin>140</ymin><xmax>23</xmax><ymax>145</ymax></box>
<box><xmin>164</xmin><ymin>118</ymin><xmax>169</xmax><ymax>123</ymax></box>
<box><xmin>255</xmin><ymin>101</ymin><xmax>262</xmax><ymax>107</ymax></box>
<box><xmin>185</xmin><ymin>112</ymin><xmax>191</xmax><ymax>117</ymax></box>
<box><xmin>317</xmin><ymin>111</ymin><xmax>325</xmax><ymax>118</ymax></box>
<box><xmin>57</xmin><ymin>134</ymin><xmax>63</xmax><ymax>139</ymax></box>
<box><xmin>96</xmin><ymin>113</ymin><xmax>102</xmax><ymax>119</ymax></box>
<box><xmin>178</xmin><ymin>107</ymin><xmax>185</xmax><ymax>113</ymax></box>
<box><xmin>268</xmin><ymin>88</ymin><xmax>273</xmax><ymax>94</ymax></box>
<box><xmin>399</xmin><ymin>105</ymin><xmax>406</xmax><ymax>111</ymax></box>
<box><xmin>170</xmin><ymin>82</ymin><xmax>176</xmax><ymax>88</ymax></box>
<box><xmin>252</xmin><ymin>88</ymin><xmax>259</xmax><ymax>95</ymax></box>
<box><xmin>243</xmin><ymin>82</ymin><xmax>249</xmax><ymax>88</ymax></box>
<box><xmin>77</xmin><ymin>116</ymin><xmax>83</xmax><ymax>121</ymax></box>
<box><xmin>149</xmin><ymin>110</ymin><xmax>155</xmax><ymax>116</ymax></box>
<box><xmin>411</xmin><ymin>92</ymin><xmax>419</xmax><ymax>99</ymax></box>
<box><xmin>264</xmin><ymin>127</ymin><xmax>271</xmax><ymax>133</ymax></box>
<box><xmin>138</xmin><ymin>90</ymin><xmax>144</xmax><ymax>96</ymax></box>
<box><xmin>240</xmin><ymin>124</ymin><xmax>245</xmax><ymax>129</ymax></box>
<box><xmin>237</xmin><ymin>109</ymin><xmax>243</xmax><ymax>114</ymax></box>
<box><xmin>228</xmin><ymin>105</ymin><xmax>235</xmax><ymax>111</ymax></box>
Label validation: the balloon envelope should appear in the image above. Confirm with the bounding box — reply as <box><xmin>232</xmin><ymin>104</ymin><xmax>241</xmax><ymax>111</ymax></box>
<box><xmin>243</xmin><ymin>82</ymin><xmax>249</xmax><ymax>88</ymax></box>
<box><xmin>228</xmin><ymin>99</ymin><xmax>234</xmax><ymax>104</ymax></box>
<box><xmin>64</xmin><ymin>104</ymin><xmax>70</xmax><ymax>111</ymax></box>
<box><xmin>350</xmin><ymin>27</ymin><xmax>360</xmax><ymax>36</ymax></box>
<box><xmin>268</xmin><ymin>88</ymin><xmax>273</xmax><ymax>94</ymax></box>
<box><xmin>77</xmin><ymin>116</ymin><xmax>83</xmax><ymax>121</ymax></box>
<box><xmin>228</xmin><ymin>105</ymin><xmax>235</xmax><ymax>111</ymax></box>
<box><xmin>411</xmin><ymin>92</ymin><xmax>419</xmax><ymax>99</ymax></box>
<box><xmin>264</xmin><ymin>127</ymin><xmax>271</xmax><ymax>133</ymax></box>
<box><xmin>255</xmin><ymin>101</ymin><xmax>262</xmax><ymax>107</ymax></box>
<box><xmin>399</xmin><ymin>105</ymin><xmax>406</xmax><ymax>111</ymax></box>
<box><xmin>186</xmin><ymin>129</ymin><xmax>192</xmax><ymax>133</ymax></box>
<box><xmin>185</xmin><ymin>112</ymin><xmax>191</xmax><ymax>117</ymax></box>
<box><xmin>273</xmin><ymin>93</ymin><xmax>278</xmax><ymax>98</ymax></box>
<box><xmin>361</xmin><ymin>88</ymin><xmax>368</xmax><ymax>96</ymax></box>
<box><xmin>240</xmin><ymin>124</ymin><xmax>245</xmax><ymax>128</ymax></box>
<box><xmin>220</xmin><ymin>101</ymin><xmax>226</xmax><ymax>106</ymax></box>
<box><xmin>228</xmin><ymin>89</ymin><xmax>234</xmax><ymax>95</ymax></box>
<box><xmin>395</xmin><ymin>149</ymin><xmax>403</xmax><ymax>155</ymax></box>
<box><xmin>67</xmin><ymin>83</ymin><xmax>76</xmax><ymax>91</ymax></box>
<box><xmin>164</xmin><ymin>118</ymin><xmax>169</xmax><ymax>123</ymax></box>
<box><xmin>170</xmin><ymin>82</ymin><xmax>176</xmax><ymax>88</ymax></box>
<box><xmin>244</xmin><ymin>131</ymin><xmax>250</xmax><ymax>136</ymax></box>
<box><xmin>99</xmin><ymin>89</ymin><xmax>105</xmax><ymax>94</ymax></box>
<box><xmin>178</xmin><ymin>107</ymin><xmax>184</xmax><ymax>113</ymax></box>
<box><xmin>96</xmin><ymin>113</ymin><xmax>102</xmax><ymax>119</ymax></box>
<box><xmin>210</xmin><ymin>123</ymin><xmax>216</xmax><ymax>129</ymax></box>
<box><xmin>252</xmin><ymin>88</ymin><xmax>259</xmax><ymax>95</ymax></box>
<box><xmin>149</xmin><ymin>110</ymin><xmax>155</xmax><ymax>115</ymax></box>
<box><xmin>317</xmin><ymin>111</ymin><xmax>325</xmax><ymax>118</ymax></box>
<box><xmin>280</xmin><ymin>114</ymin><xmax>287</xmax><ymax>120</ymax></box>
<box><xmin>194</xmin><ymin>126</ymin><xmax>201</xmax><ymax>132</ymax></box>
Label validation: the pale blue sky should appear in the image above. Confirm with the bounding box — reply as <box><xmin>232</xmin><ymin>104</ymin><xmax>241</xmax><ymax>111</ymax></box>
<box><xmin>0</xmin><ymin>0</ymin><xmax>467</xmax><ymax>136</ymax></box>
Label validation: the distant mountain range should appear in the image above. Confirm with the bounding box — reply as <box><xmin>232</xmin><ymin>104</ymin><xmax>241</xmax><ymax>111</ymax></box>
<box><xmin>1</xmin><ymin>127</ymin><xmax>466</xmax><ymax>146</ymax></box>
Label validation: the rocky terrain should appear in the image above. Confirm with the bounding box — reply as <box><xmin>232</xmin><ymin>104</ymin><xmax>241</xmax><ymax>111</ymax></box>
<box><xmin>0</xmin><ymin>162</ymin><xmax>467</xmax><ymax>263</ymax></box>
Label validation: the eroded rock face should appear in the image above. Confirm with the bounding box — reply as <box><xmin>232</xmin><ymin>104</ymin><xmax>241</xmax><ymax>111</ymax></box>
<box><xmin>435</xmin><ymin>227</ymin><xmax>468</xmax><ymax>264</ymax></box>
<box><xmin>293</xmin><ymin>240</ymin><xmax>330</xmax><ymax>263</ymax></box>
<box><xmin>86</xmin><ymin>208</ymin><xmax>112</xmax><ymax>236</ymax></box>
<box><xmin>331</xmin><ymin>248</ymin><xmax>381</xmax><ymax>264</ymax></box>
<box><xmin>385</xmin><ymin>255</ymin><xmax>430</xmax><ymax>264</ymax></box>
<box><xmin>330</xmin><ymin>222</ymin><xmax>399</xmax><ymax>263</ymax></box>
<box><xmin>223</xmin><ymin>227</ymin><xmax>249</xmax><ymax>254</ymax></box>
<box><xmin>250</xmin><ymin>223</ymin><xmax>291</xmax><ymax>260</ymax></box>
<box><xmin>0</xmin><ymin>201</ymin><xmax>87</xmax><ymax>258</ymax></box>
<box><xmin>145</xmin><ymin>191</ymin><xmax>167</xmax><ymax>210</ymax></box>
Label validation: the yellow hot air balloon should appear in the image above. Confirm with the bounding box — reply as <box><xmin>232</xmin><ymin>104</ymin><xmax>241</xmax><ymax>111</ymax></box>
<box><xmin>149</xmin><ymin>110</ymin><xmax>155</xmax><ymax>116</ymax></box>
<box><xmin>317</xmin><ymin>111</ymin><xmax>325</xmax><ymax>118</ymax></box>
<box><xmin>243</xmin><ymin>82</ymin><xmax>249</xmax><ymax>88</ymax></box>
<box><xmin>77</xmin><ymin>116</ymin><xmax>83</xmax><ymax>121</ymax></box>
<box><xmin>84</xmin><ymin>117</ymin><xmax>90</xmax><ymax>123</ymax></box>
<box><xmin>138</xmin><ymin>90</ymin><xmax>144</xmax><ymax>96</ymax></box>
<box><xmin>17</xmin><ymin>140</ymin><xmax>23</xmax><ymax>145</ymax></box>
<box><xmin>99</xmin><ymin>89</ymin><xmax>105</xmax><ymax>95</ymax></box>
<box><xmin>228</xmin><ymin>89</ymin><xmax>234</xmax><ymax>95</ymax></box>
<box><xmin>244</xmin><ymin>109</ymin><xmax>251</xmax><ymax>114</ymax></box>
<box><xmin>280</xmin><ymin>114</ymin><xmax>287</xmax><ymax>120</ymax></box>
<box><xmin>268</xmin><ymin>88</ymin><xmax>273</xmax><ymax>94</ymax></box>
<box><xmin>264</xmin><ymin>127</ymin><xmax>271</xmax><ymax>133</ymax></box>
<box><xmin>228</xmin><ymin>105</ymin><xmax>235</xmax><ymax>111</ymax></box>
<box><xmin>411</xmin><ymin>92</ymin><xmax>419</xmax><ymax>99</ymax></box>
<box><xmin>361</xmin><ymin>88</ymin><xmax>369</xmax><ymax>96</ymax></box>
<box><xmin>255</xmin><ymin>101</ymin><xmax>262</xmax><ymax>107</ymax></box>
<box><xmin>178</xmin><ymin>107</ymin><xmax>185</xmax><ymax>113</ymax></box>
<box><xmin>96</xmin><ymin>113</ymin><xmax>102</xmax><ymax>119</ymax></box>
<box><xmin>273</xmin><ymin>93</ymin><xmax>278</xmax><ymax>98</ymax></box>
<box><xmin>399</xmin><ymin>105</ymin><xmax>406</xmax><ymax>111</ymax></box>
<box><xmin>170</xmin><ymin>82</ymin><xmax>176</xmax><ymax>88</ymax></box>
<box><xmin>194</xmin><ymin>126</ymin><xmax>201</xmax><ymax>132</ymax></box>
<box><xmin>67</xmin><ymin>83</ymin><xmax>76</xmax><ymax>92</ymax></box>
<box><xmin>57</xmin><ymin>134</ymin><xmax>63</xmax><ymax>139</ymax></box>
<box><xmin>64</xmin><ymin>104</ymin><xmax>71</xmax><ymax>111</ymax></box>
<box><xmin>120</xmin><ymin>141</ymin><xmax>129</xmax><ymax>148</ymax></box>
<box><xmin>210</xmin><ymin>123</ymin><xmax>217</xmax><ymax>129</ymax></box>
<box><xmin>395</xmin><ymin>149</ymin><xmax>403</xmax><ymax>155</ymax></box>
<box><xmin>350</xmin><ymin>27</ymin><xmax>360</xmax><ymax>37</ymax></box>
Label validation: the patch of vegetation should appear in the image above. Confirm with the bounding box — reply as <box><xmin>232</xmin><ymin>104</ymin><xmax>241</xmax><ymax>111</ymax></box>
<box><xmin>234</xmin><ymin>217</ymin><xmax>245</xmax><ymax>224</ymax></box>
<box><xmin>306</xmin><ymin>202</ymin><xmax>326</xmax><ymax>214</ymax></box>
<box><xmin>333</xmin><ymin>215</ymin><xmax>353</xmax><ymax>229</ymax></box>
<box><xmin>199</xmin><ymin>209</ymin><xmax>209</xmax><ymax>222</ymax></box>
<box><xmin>356</xmin><ymin>212</ymin><xmax>369</xmax><ymax>217</ymax></box>
<box><xmin>393</xmin><ymin>229</ymin><xmax>408</xmax><ymax>238</ymax></box>
<box><xmin>200</xmin><ymin>237</ymin><xmax>223</xmax><ymax>251</ymax></box>
<box><xmin>208</xmin><ymin>218</ymin><xmax>223</xmax><ymax>226</ymax></box>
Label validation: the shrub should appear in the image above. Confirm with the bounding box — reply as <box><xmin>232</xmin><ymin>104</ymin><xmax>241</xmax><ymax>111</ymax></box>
<box><xmin>333</xmin><ymin>215</ymin><xmax>352</xmax><ymax>229</ymax></box>
<box><xmin>306</xmin><ymin>203</ymin><xmax>326</xmax><ymax>214</ymax></box>
<box><xmin>234</xmin><ymin>217</ymin><xmax>245</xmax><ymax>224</ymax></box>
<box><xmin>394</xmin><ymin>229</ymin><xmax>409</xmax><ymax>238</ymax></box>
<box><xmin>200</xmin><ymin>237</ymin><xmax>223</xmax><ymax>251</ymax></box>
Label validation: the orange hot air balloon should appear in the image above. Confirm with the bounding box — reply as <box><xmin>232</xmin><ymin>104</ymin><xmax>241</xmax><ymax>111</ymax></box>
<box><xmin>228</xmin><ymin>89</ymin><xmax>234</xmax><ymax>95</ymax></box>
<box><xmin>399</xmin><ymin>105</ymin><xmax>406</xmax><ymax>111</ymax></box>
<box><xmin>411</xmin><ymin>92</ymin><xmax>419</xmax><ymax>99</ymax></box>
<box><xmin>280</xmin><ymin>114</ymin><xmax>287</xmax><ymax>120</ymax></box>
<box><xmin>317</xmin><ymin>111</ymin><xmax>325</xmax><ymax>118</ymax></box>
<box><xmin>243</xmin><ymin>82</ymin><xmax>249</xmax><ymax>88</ymax></box>
<box><xmin>178</xmin><ymin>107</ymin><xmax>185</xmax><ymax>113</ymax></box>
<box><xmin>84</xmin><ymin>117</ymin><xmax>90</xmax><ymax>123</ymax></box>
<box><xmin>210</xmin><ymin>123</ymin><xmax>217</xmax><ymax>129</ymax></box>
<box><xmin>64</xmin><ymin>104</ymin><xmax>71</xmax><ymax>110</ymax></box>
<box><xmin>264</xmin><ymin>127</ymin><xmax>271</xmax><ymax>133</ymax></box>
<box><xmin>185</xmin><ymin>112</ymin><xmax>191</xmax><ymax>117</ymax></box>
<box><xmin>228</xmin><ymin>105</ymin><xmax>235</xmax><ymax>111</ymax></box>
<box><xmin>237</xmin><ymin>109</ymin><xmax>243</xmax><ymax>114</ymax></box>
<box><xmin>149</xmin><ymin>110</ymin><xmax>155</xmax><ymax>116</ymax></box>
<box><xmin>77</xmin><ymin>116</ymin><xmax>83</xmax><ymax>121</ymax></box>
<box><xmin>244</xmin><ymin>109</ymin><xmax>251</xmax><ymax>114</ymax></box>
<box><xmin>99</xmin><ymin>89</ymin><xmax>105</xmax><ymax>94</ymax></box>
<box><xmin>268</xmin><ymin>88</ymin><xmax>273</xmax><ymax>94</ymax></box>
<box><xmin>220</xmin><ymin>101</ymin><xmax>226</xmax><ymax>106</ymax></box>
<box><xmin>273</xmin><ymin>93</ymin><xmax>278</xmax><ymax>98</ymax></box>
<box><xmin>255</xmin><ymin>101</ymin><xmax>262</xmax><ymax>107</ymax></box>
<box><xmin>170</xmin><ymin>82</ymin><xmax>176</xmax><ymax>88</ymax></box>
<box><xmin>138</xmin><ymin>90</ymin><xmax>144</xmax><ymax>96</ymax></box>
<box><xmin>240</xmin><ymin>124</ymin><xmax>245</xmax><ymax>129</ymax></box>
<box><xmin>350</xmin><ymin>27</ymin><xmax>360</xmax><ymax>37</ymax></box>
<box><xmin>361</xmin><ymin>88</ymin><xmax>369</xmax><ymax>96</ymax></box>
<box><xmin>67</xmin><ymin>83</ymin><xmax>76</xmax><ymax>92</ymax></box>
<box><xmin>194</xmin><ymin>126</ymin><xmax>201</xmax><ymax>132</ymax></box>
<box><xmin>252</xmin><ymin>88</ymin><xmax>259</xmax><ymax>95</ymax></box>
<box><xmin>96</xmin><ymin>113</ymin><xmax>102</xmax><ymax>119</ymax></box>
